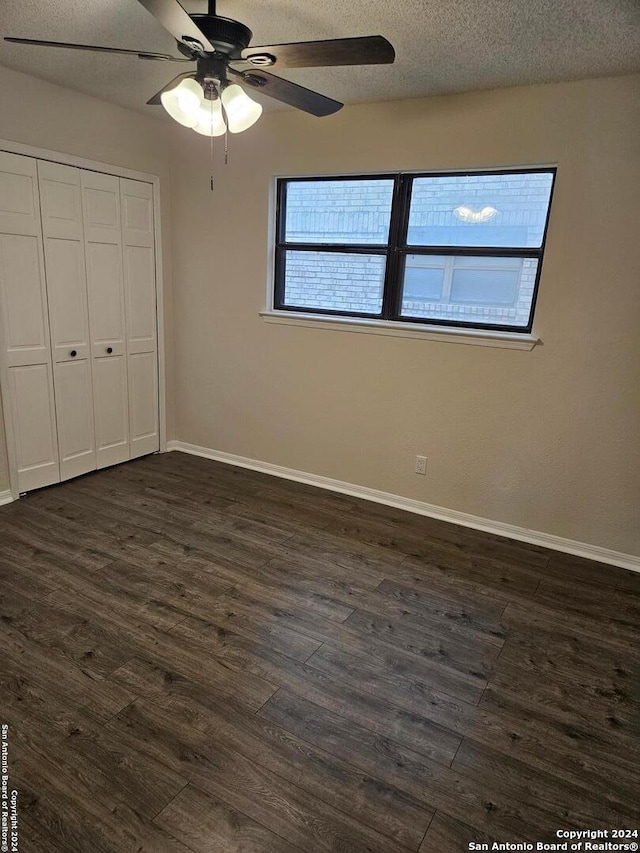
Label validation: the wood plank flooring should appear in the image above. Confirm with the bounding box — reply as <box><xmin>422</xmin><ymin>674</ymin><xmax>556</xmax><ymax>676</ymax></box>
<box><xmin>0</xmin><ymin>451</ymin><xmax>638</xmax><ymax>852</ymax></box>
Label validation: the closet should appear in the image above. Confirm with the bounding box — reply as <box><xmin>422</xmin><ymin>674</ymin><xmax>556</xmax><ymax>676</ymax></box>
<box><xmin>0</xmin><ymin>150</ymin><xmax>160</xmax><ymax>493</ymax></box>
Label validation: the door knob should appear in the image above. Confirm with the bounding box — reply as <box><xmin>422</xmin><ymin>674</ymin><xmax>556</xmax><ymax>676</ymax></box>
<box><xmin>70</xmin><ymin>350</ymin><xmax>77</xmax><ymax>357</ymax></box>
<box><xmin>106</xmin><ymin>346</ymin><xmax>113</xmax><ymax>354</ymax></box>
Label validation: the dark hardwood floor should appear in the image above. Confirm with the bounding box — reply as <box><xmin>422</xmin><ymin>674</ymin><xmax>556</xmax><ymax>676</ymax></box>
<box><xmin>0</xmin><ymin>451</ymin><xmax>638</xmax><ymax>852</ymax></box>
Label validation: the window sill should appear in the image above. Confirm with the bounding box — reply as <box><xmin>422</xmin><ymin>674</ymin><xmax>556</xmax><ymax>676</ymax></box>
<box><xmin>260</xmin><ymin>310</ymin><xmax>539</xmax><ymax>350</ymax></box>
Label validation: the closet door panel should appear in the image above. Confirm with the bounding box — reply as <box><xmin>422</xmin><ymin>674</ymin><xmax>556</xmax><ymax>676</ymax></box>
<box><xmin>121</xmin><ymin>179</ymin><xmax>154</xmax><ymax>248</ymax></box>
<box><xmin>9</xmin><ymin>363</ymin><xmax>59</xmax><ymax>491</ymax></box>
<box><xmin>0</xmin><ymin>233</ymin><xmax>50</xmax><ymax>366</ymax></box>
<box><xmin>38</xmin><ymin>161</ymin><xmax>83</xmax><ymax>241</ymax></box>
<box><xmin>128</xmin><ymin>351</ymin><xmax>158</xmax><ymax>457</ymax></box>
<box><xmin>92</xmin><ymin>356</ymin><xmax>129</xmax><ymax>468</ymax></box>
<box><xmin>44</xmin><ymin>238</ymin><xmax>90</xmax><ymax>360</ymax></box>
<box><xmin>82</xmin><ymin>170</ymin><xmax>129</xmax><ymax>468</ymax></box>
<box><xmin>0</xmin><ymin>152</ymin><xmax>59</xmax><ymax>491</ymax></box>
<box><xmin>39</xmin><ymin>160</ymin><xmax>89</xmax><ymax>359</ymax></box>
<box><xmin>0</xmin><ymin>152</ymin><xmax>41</xmax><ymax>236</ymax></box>
<box><xmin>121</xmin><ymin>178</ymin><xmax>159</xmax><ymax>457</ymax></box>
<box><xmin>53</xmin><ymin>359</ymin><xmax>96</xmax><ymax>479</ymax></box>
<box><xmin>83</xmin><ymin>182</ymin><xmax>120</xmax><ymax>240</ymax></box>
<box><xmin>123</xmin><ymin>245</ymin><xmax>156</xmax><ymax>354</ymax></box>
<box><xmin>38</xmin><ymin>160</ymin><xmax>96</xmax><ymax>479</ymax></box>
<box><xmin>85</xmin><ymin>241</ymin><xmax>127</xmax><ymax>354</ymax></box>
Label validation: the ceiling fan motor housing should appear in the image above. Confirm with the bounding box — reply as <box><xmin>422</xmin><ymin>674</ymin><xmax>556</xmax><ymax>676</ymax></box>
<box><xmin>188</xmin><ymin>14</ymin><xmax>252</xmax><ymax>55</ymax></box>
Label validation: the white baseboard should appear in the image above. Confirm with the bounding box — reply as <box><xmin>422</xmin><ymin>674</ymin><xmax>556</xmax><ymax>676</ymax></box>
<box><xmin>0</xmin><ymin>489</ymin><xmax>14</xmax><ymax>507</ymax></box>
<box><xmin>166</xmin><ymin>440</ymin><xmax>640</xmax><ymax>574</ymax></box>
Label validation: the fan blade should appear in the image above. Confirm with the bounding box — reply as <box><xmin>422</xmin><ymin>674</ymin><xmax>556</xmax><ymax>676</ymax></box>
<box><xmin>134</xmin><ymin>0</ymin><xmax>215</xmax><ymax>53</ymax></box>
<box><xmin>146</xmin><ymin>72</ymin><xmax>192</xmax><ymax>105</ymax></box>
<box><xmin>4</xmin><ymin>36</ymin><xmax>189</xmax><ymax>61</ymax></box>
<box><xmin>238</xmin><ymin>35</ymin><xmax>395</xmax><ymax>69</ymax></box>
<box><xmin>232</xmin><ymin>70</ymin><xmax>342</xmax><ymax>117</ymax></box>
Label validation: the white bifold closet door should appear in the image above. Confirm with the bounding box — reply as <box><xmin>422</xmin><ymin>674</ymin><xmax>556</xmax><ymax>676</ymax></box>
<box><xmin>38</xmin><ymin>160</ymin><xmax>96</xmax><ymax>480</ymax></box>
<box><xmin>0</xmin><ymin>152</ymin><xmax>60</xmax><ymax>491</ymax></box>
<box><xmin>0</xmin><ymin>152</ymin><xmax>160</xmax><ymax>493</ymax></box>
<box><xmin>81</xmin><ymin>170</ymin><xmax>131</xmax><ymax>469</ymax></box>
<box><xmin>121</xmin><ymin>178</ymin><xmax>159</xmax><ymax>459</ymax></box>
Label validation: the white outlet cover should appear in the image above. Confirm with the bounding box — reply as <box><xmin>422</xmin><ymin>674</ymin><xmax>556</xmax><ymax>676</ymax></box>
<box><xmin>415</xmin><ymin>455</ymin><xmax>427</xmax><ymax>475</ymax></box>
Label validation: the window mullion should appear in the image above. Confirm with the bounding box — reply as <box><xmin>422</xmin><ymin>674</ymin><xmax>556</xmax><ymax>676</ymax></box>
<box><xmin>382</xmin><ymin>174</ymin><xmax>411</xmax><ymax>320</ymax></box>
<box><xmin>277</xmin><ymin>242</ymin><xmax>388</xmax><ymax>254</ymax></box>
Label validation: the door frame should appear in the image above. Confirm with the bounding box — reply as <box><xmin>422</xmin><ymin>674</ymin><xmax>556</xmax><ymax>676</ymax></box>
<box><xmin>0</xmin><ymin>138</ymin><xmax>167</xmax><ymax>500</ymax></box>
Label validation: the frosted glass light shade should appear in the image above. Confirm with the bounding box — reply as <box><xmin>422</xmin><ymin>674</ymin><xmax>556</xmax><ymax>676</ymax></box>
<box><xmin>221</xmin><ymin>84</ymin><xmax>262</xmax><ymax>133</ymax></box>
<box><xmin>161</xmin><ymin>78</ymin><xmax>204</xmax><ymax>128</ymax></box>
<box><xmin>193</xmin><ymin>100</ymin><xmax>227</xmax><ymax>137</ymax></box>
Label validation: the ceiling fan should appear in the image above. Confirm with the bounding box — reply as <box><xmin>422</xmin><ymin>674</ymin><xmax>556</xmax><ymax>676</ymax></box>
<box><xmin>5</xmin><ymin>0</ymin><xmax>396</xmax><ymax>136</ymax></box>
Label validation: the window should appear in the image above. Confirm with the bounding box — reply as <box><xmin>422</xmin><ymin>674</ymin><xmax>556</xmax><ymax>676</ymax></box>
<box><xmin>274</xmin><ymin>168</ymin><xmax>556</xmax><ymax>333</ymax></box>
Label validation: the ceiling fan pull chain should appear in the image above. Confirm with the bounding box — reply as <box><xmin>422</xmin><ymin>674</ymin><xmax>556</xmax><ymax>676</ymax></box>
<box><xmin>210</xmin><ymin>141</ymin><xmax>214</xmax><ymax>191</ymax></box>
<box><xmin>210</xmin><ymin>97</ymin><xmax>215</xmax><ymax>191</ymax></box>
<box><xmin>219</xmin><ymin>92</ymin><xmax>230</xmax><ymax>166</ymax></box>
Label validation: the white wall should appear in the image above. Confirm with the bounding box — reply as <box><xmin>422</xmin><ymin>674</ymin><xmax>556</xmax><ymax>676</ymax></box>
<box><xmin>0</xmin><ymin>65</ymin><xmax>175</xmax><ymax>491</ymax></box>
<box><xmin>167</xmin><ymin>74</ymin><xmax>640</xmax><ymax>557</ymax></box>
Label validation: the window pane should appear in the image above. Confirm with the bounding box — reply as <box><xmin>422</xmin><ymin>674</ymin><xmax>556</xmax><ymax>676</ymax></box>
<box><xmin>451</xmin><ymin>256</ymin><xmax>521</xmax><ymax>304</ymax></box>
<box><xmin>284</xmin><ymin>179</ymin><xmax>394</xmax><ymax>244</ymax></box>
<box><xmin>450</xmin><ymin>269</ymin><xmax>519</xmax><ymax>304</ymax></box>
<box><xmin>283</xmin><ymin>250</ymin><xmax>386</xmax><ymax>314</ymax></box>
<box><xmin>402</xmin><ymin>255</ymin><xmax>446</xmax><ymax>301</ymax></box>
<box><xmin>401</xmin><ymin>255</ymin><xmax>539</xmax><ymax>328</ymax></box>
<box><xmin>407</xmin><ymin>172</ymin><xmax>553</xmax><ymax>248</ymax></box>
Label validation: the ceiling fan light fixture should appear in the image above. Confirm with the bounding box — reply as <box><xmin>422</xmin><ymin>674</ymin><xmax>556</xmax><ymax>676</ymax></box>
<box><xmin>221</xmin><ymin>83</ymin><xmax>263</xmax><ymax>133</ymax></box>
<box><xmin>160</xmin><ymin>77</ymin><xmax>203</xmax><ymax>126</ymax></box>
<box><xmin>176</xmin><ymin>77</ymin><xmax>203</xmax><ymax>111</ymax></box>
<box><xmin>193</xmin><ymin>101</ymin><xmax>227</xmax><ymax>136</ymax></box>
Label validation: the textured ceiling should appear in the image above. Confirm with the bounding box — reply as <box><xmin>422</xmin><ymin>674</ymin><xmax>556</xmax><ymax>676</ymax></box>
<box><xmin>0</xmin><ymin>0</ymin><xmax>639</xmax><ymax>118</ymax></box>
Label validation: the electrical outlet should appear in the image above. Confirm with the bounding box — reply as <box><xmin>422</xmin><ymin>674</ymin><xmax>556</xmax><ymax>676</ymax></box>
<box><xmin>415</xmin><ymin>455</ymin><xmax>427</xmax><ymax>475</ymax></box>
